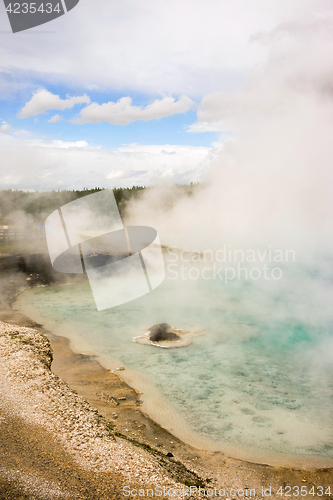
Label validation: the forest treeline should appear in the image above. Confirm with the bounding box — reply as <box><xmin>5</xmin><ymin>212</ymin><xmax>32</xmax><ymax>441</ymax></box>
<box><xmin>0</xmin><ymin>183</ymin><xmax>205</xmax><ymax>222</ymax></box>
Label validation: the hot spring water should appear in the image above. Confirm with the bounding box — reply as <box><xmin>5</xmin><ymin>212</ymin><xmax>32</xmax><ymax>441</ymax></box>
<box><xmin>16</xmin><ymin>268</ymin><xmax>333</xmax><ymax>464</ymax></box>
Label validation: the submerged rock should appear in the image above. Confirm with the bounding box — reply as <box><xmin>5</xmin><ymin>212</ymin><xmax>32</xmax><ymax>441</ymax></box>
<box><xmin>148</xmin><ymin>323</ymin><xmax>181</xmax><ymax>342</ymax></box>
<box><xmin>133</xmin><ymin>323</ymin><xmax>204</xmax><ymax>349</ymax></box>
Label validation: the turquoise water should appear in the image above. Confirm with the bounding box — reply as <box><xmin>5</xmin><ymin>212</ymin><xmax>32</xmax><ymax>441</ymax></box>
<box><xmin>17</xmin><ymin>268</ymin><xmax>333</xmax><ymax>461</ymax></box>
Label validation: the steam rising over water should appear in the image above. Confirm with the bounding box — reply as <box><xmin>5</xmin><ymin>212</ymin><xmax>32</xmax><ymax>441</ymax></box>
<box><xmin>16</xmin><ymin>264</ymin><xmax>333</xmax><ymax>463</ymax></box>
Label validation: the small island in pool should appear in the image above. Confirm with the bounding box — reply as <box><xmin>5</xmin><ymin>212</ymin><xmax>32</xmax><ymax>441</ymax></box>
<box><xmin>133</xmin><ymin>323</ymin><xmax>203</xmax><ymax>348</ymax></box>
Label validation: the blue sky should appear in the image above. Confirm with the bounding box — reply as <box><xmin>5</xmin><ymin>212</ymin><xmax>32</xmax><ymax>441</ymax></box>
<box><xmin>2</xmin><ymin>86</ymin><xmax>218</xmax><ymax>149</ymax></box>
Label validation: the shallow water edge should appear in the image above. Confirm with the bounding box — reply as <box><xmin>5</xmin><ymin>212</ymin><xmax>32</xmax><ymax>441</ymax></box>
<box><xmin>14</xmin><ymin>285</ymin><xmax>333</xmax><ymax>470</ymax></box>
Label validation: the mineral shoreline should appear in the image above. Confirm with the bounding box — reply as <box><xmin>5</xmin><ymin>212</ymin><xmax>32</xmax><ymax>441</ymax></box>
<box><xmin>1</xmin><ymin>252</ymin><xmax>333</xmax><ymax>499</ymax></box>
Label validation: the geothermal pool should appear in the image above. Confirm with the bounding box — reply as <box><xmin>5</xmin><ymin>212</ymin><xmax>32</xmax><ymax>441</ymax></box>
<box><xmin>16</xmin><ymin>269</ymin><xmax>333</xmax><ymax>465</ymax></box>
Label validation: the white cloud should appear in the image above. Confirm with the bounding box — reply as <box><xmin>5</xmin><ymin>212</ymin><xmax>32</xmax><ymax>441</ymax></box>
<box><xmin>0</xmin><ymin>123</ymin><xmax>11</xmax><ymax>134</ymax></box>
<box><xmin>0</xmin><ymin>0</ymin><xmax>286</xmax><ymax>98</ymax></box>
<box><xmin>0</xmin><ymin>134</ymin><xmax>211</xmax><ymax>190</ymax></box>
<box><xmin>161</xmin><ymin>168</ymin><xmax>174</xmax><ymax>178</ymax></box>
<box><xmin>186</xmin><ymin>120</ymin><xmax>228</xmax><ymax>133</ymax></box>
<box><xmin>106</xmin><ymin>170</ymin><xmax>126</xmax><ymax>180</ymax></box>
<box><xmin>30</xmin><ymin>139</ymin><xmax>90</xmax><ymax>149</ymax></box>
<box><xmin>18</xmin><ymin>88</ymin><xmax>90</xmax><ymax>119</ymax></box>
<box><xmin>48</xmin><ymin>114</ymin><xmax>63</xmax><ymax>123</ymax></box>
<box><xmin>72</xmin><ymin>95</ymin><xmax>194</xmax><ymax>125</ymax></box>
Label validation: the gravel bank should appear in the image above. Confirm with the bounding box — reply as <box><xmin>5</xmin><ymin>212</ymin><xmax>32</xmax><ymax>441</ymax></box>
<box><xmin>0</xmin><ymin>320</ymin><xmax>183</xmax><ymax>498</ymax></box>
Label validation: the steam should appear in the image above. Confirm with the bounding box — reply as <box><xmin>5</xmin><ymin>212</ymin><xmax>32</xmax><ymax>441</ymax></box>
<box><xmin>124</xmin><ymin>8</ymin><xmax>333</xmax><ymax>380</ymax></box>
<box><xmin>126</xmin><ymin>11</ymin><xmax>333</xmax><ymax>256</ymax></box>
